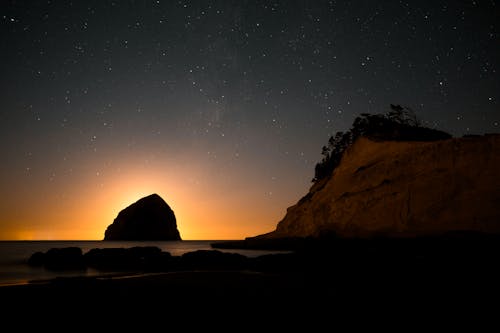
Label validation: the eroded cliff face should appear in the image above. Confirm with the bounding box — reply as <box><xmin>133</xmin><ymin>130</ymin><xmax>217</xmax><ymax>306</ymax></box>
<box><xmin>259</xmin><ymin>134</ymin><xmax>500</xmax><ymax>238</ymax></box>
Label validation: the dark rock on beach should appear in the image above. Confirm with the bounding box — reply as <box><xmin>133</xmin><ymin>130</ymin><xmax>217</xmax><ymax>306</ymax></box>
<box><xmin>28</xmin><ymin>247</ymin><xmax>86</xmax><ymax>271</ymax></box>
<box><xmin>104</xmin><ymin>193</ymin><xmax>181</xmax><ymax>240</ymax></box>
<box><xmin>28</xmin><ymin>251</ymin><xmax>45</xmax><ymax>266</ymax></box>
<box><xmin>84</xmin><ymin>246</ymin><xmax>172</xmax><ymax>271</ymax></box>
<box><xmin>35</xmin><ymin>247</ymin><xmax>249</xmax><ymax>272</ymax></box>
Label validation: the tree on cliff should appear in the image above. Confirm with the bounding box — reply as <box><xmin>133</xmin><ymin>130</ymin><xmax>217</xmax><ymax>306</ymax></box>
<box><xmin>312</xmin><ymin>105</ymin><xmax>451</xmax><ymax>183</ymax></box>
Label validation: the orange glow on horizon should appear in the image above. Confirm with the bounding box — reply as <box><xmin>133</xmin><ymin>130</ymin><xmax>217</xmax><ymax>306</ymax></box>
<box><xmin>0</xmin><ymin>157</ymin><xmax>302</xmax><ymax>240</ymax></box>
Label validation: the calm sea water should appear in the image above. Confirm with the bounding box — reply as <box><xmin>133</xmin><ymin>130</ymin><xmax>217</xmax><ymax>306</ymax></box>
<box><xmin>0</xmin><ymin>240</ymin><xmax>287</xmax><ymax>286</ymax></box>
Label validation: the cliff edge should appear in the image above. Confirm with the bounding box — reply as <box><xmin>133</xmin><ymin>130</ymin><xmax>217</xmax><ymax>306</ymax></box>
<box><xmin>256</xmin><ymin>134</ymin><xmax>500</xmax><ymax>239</ymax></box>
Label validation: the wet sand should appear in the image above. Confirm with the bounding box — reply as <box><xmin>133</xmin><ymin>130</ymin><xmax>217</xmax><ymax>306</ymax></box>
<box><xmin>1</xmin><ymin>269</ymin><xmax>335</xmax><ymax>328</ymax></box>
<box><xmin>2</xmin><ymin>261</ymin><xmax>499</xmax><ymax>327</ymax></box>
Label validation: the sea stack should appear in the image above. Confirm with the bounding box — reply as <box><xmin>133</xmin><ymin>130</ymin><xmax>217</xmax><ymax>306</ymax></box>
<box><xmin>104</xmin><ymin>193</ymin><xmax>181</xmax><ymax>241</ymax></box>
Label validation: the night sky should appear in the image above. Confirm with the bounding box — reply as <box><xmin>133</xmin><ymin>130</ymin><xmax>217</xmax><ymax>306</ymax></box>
<box><xmin>1</xmin><ymin>1</ymin><xmax>498</xmax><ymax>240</ymax></box>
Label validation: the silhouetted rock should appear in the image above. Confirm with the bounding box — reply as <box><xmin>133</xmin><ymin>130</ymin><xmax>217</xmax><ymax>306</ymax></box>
<box><xmin>43</xmin><ymin>247</ymin><xmax>85</xmax><ymax>271</ymax></box>
<box><xmin>84</xmin><ymin>246</ymin><xmax>171</xmax><ymax>271</ymax></box>
<box><xmin>104</xmin><ymin>193</ymin><xmax>181</xmax><ymax>240</ymax></box>
<box><xmin>253</xmin><ymin>134</ymin><xmax>500</xmax><ymax>239</ymax></box>
<box><xmin>28</xmin><ymin>251</ymin><xmax>45</xmax><ymax>266</ymax></box>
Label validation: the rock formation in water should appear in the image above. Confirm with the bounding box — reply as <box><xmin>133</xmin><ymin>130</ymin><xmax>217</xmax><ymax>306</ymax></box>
<box><xmin>254</xmin><ymin>134</ymin><xmax>500</xmax><ymax>239</ymax></box>
<box><xmin>104</xmin><ymin>193</ymin><xmax>181</xmax><ymax>240</ymax></box>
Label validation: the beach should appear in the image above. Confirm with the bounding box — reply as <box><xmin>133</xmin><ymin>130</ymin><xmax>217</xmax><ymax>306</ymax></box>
<box><xmin>2</xmin><ymin>265</ymin><xmax>498</xmax><ymax>329</ymax></box>
<box><xmin>1</xmin><ymin>269</ymin><xmax>335</xmax><ymax>328</ymax></box>
<box><xmin>1</xmin><ymin>236</ymin><xmax>500</xmax><ymax>329</ymax></box>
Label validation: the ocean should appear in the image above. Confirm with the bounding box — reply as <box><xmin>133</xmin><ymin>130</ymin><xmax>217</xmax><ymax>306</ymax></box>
<box><xmin>0</xmin><ymin>240</ymin><xmax>288</xmax><ymax>286</ymax></box>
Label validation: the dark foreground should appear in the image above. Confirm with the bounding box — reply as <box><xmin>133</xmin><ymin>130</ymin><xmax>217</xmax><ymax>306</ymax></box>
<box><xmin>2</xmin><ymin>235</ymin><xmax>500</xmax><ymax>329</ymax></box>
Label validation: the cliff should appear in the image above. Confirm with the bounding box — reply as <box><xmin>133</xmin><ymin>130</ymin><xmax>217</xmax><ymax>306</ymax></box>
<box><xmin>256</xmin><ymin>134</ymin><xmax>500</xmax><ymax>239</ymax></box>
<box><xmin>104</xmin><ymin>194</ymin><xmax>181</xmax><ymax>241</ymax></box>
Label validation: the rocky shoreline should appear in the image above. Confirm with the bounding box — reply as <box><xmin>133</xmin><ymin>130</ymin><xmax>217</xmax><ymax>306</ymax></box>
<box><xmin>2</xmin><ymin>236</ymin><xmax>500</xmax><ymax>327</ymax></box>
<box><xmin>25</xmin><ymin>232</ymin><xmax>500</xmax><ymax>275</ymax></box>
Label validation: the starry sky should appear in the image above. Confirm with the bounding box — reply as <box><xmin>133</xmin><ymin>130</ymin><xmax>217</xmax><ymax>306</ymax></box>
<box><xmin>0</xmin><ymin>1</ymin><xmax>498</xmax><ymax>240</ymax></box>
